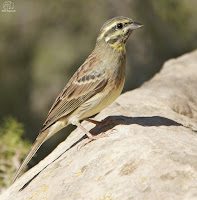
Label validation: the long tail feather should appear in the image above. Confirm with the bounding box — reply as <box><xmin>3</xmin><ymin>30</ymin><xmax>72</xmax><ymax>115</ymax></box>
<box><xmin>13</xmin><ymin>119</ymin><xmax>67</xmax><ymax>183</ymax></box>
<box><xmin>13</xmin><ymin>130</ymin><xmax>49</xmax><ymax>183</ymax></box>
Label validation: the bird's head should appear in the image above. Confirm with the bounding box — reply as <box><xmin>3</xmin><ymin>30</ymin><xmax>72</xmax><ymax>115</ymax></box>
<box><xmin>97</xmin><ymin>16</ymin><xmax>143</xmax><ymax>52</ymax></box>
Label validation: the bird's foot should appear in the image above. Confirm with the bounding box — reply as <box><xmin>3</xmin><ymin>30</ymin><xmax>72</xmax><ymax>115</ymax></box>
<box><xmin>76</xmin><ymin>119</ymin><xmax>117</xmax><ymax>150</ymax></box>
<box><xmin>77</xmin><ymin>130</ymin><xmax>114</xmax><ymax>150</ymax></box>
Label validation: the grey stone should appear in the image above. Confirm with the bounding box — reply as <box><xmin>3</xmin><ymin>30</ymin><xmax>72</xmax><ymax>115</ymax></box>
<box><xmin>1</xmin><ymin>50</ymin><xmax>197</xmax><ymax>200</ymax></box>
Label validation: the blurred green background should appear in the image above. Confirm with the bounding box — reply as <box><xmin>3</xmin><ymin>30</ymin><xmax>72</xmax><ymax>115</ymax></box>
<box><xmin>0</xmin><ymin>0</ymin><xmax>197</xmax><ymax>189</ymax></box>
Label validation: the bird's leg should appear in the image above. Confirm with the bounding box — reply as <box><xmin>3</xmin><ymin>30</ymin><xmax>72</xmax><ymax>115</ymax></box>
<box><xmin>77</xmin><ymin>116</ymin><xmax>118</xmax><ymax>149</ymax></box>
<box><xmin>83</xmin><ymin>117</ymin><xmax>118</xmax><ymax>137</ymax></box>
<box><xmin>83</xmin><ymin>118</ymin><xmax>106</xmax><ymax>133</ymax></box>
<box><xmin>77</xmin><ymin>122</ymin><xmax>107</xmax><ymax>140</ymax></box>
<box><xmin>83</xmin><ymin>118</ymin><xmax>101</xmax><ymax>125</ymax></box>
<box><xmin>76</xmin><ymin>122</ymin><xmax>96</xmax><ymax>140</ymax></box>
<box><xmin>76</xmin><ymin>122</ymin><xmax>108</xmax><ymax>149</ymax></box>
<box><xmin>83</xmin><ymin>117</ymin><xmax>115</xmax><ymax>126</ymax></box>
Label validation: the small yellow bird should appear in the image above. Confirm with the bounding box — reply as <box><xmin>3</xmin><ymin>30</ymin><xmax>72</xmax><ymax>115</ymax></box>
<box><xmin>13</xmin><ymin>16</ymin><xmax>143</xmax><ymax>182</ymax></box>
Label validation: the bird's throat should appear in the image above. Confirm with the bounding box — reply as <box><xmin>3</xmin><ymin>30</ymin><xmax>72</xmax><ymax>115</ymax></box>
<box><xmin>109</xmin><ymin>42</ymin><xmax>126</xmax><ymax>53</ymax></box>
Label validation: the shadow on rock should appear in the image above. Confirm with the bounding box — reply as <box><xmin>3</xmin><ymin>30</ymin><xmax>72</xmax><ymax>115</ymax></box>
<box><xmin>19</xmin><ymin>115</ymin><xmax>181</xmax><ymax>191</ymax></box>
<box><xmin>90</xmin><ymin>115</ymin><xmax>182</xmax><ymax>135</ymax></box>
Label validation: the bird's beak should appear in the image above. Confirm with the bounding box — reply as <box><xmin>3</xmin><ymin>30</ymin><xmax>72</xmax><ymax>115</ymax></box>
<box><xmin>129</xmin><ymin>21</ymin><xmax>144</xmax><ymax>30</ymax></box>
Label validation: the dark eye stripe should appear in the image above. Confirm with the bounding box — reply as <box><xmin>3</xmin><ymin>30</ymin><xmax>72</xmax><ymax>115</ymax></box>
<box><xmin>102</xmin><ymin>21</ymin><xmax>132</xmax><ymax>41</ymax></box>
<box><xmin>107</xmin><ymin>37</ymin><xmax>119</xmax><ymax>44</ymax></box>
<box><xmin>103</xmin><ymin>25</ymin><xmax>116</xmax><ymax>38</ymax></box>
<box><xmin>124</xmin><ymin>21</ymin><xmax>132</xmax><ymax>26</ymax></box>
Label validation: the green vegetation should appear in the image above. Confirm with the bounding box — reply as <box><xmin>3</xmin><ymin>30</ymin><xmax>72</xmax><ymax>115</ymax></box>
<box><xmin>0</xmin><ymin>118</ymin><xmax>30</xmax><ymax>191</ymax></box>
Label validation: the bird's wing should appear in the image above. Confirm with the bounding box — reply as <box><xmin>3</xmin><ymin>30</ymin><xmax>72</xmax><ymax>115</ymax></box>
<box><xmin>40</xmin><ymin>55</ymin><xmax>107</xmax><ymax>132</ymax></box>
<box><xmin>13</xmin><ymin>56</ymin><xmax>107</xmax><ymax>183</ymax></box>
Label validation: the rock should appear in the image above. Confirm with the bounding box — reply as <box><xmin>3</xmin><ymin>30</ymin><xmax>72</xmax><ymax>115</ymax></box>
<box><xmin>1</xmin><ymin>50</ymin><xmax>197</xmax><ymax>200</ymax></box>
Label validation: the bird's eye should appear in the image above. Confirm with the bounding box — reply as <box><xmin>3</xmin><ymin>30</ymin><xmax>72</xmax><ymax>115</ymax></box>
<box><xmin>117</xmin><ymin>23</ymin><xmax>123</xmax><ymax>29</ymax></box>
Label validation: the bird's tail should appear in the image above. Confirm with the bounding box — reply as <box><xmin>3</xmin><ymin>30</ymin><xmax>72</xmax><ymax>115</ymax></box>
<box><xmin>13</xmin><ymin>120</ymin><xmax>67</xmax><ymax>183</ymax></box>
<box><xmin>13</xmin><ymin>129</ymin><xmax>50</xmax><ymax>183</ymax></box>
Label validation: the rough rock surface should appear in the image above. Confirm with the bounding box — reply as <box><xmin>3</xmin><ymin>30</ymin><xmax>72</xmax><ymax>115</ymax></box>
<box><xmin>1</xmin><ymin>50</ymin><xmax>197</xmax><ymax>200</ymax></box>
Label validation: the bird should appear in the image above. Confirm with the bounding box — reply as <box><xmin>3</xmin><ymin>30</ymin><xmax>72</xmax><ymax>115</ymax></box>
<box><xmin>13</xmin><ymin>16</ymin><xmax>143</xmax><ymax>182</ymax></box>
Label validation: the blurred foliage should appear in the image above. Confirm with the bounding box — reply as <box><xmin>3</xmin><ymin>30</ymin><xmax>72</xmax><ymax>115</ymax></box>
<box><xmin>0</xmin><ymin>117</ymin><xmax>30</xmax><ymax>191</ymax></box>
<box><xmin>0</xmin><ymin>0</ymin><xmax>197</xmax><ymax>188</ymax></box>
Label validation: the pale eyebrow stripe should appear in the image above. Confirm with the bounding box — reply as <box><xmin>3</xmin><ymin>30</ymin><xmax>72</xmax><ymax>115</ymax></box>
<box><xmin>98</xmin><ymin>20</ymin><xmax>130</xmax><ymax>40</ymax></box>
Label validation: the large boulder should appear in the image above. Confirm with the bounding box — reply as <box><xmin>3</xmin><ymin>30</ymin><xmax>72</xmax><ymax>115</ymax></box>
<box><xmin>1</xmin><ymin>50</ymin><xmax>197</xmax><ymax>200</ymax></box>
